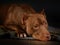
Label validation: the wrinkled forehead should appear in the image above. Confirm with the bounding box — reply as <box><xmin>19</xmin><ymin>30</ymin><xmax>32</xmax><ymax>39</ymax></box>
<box><xmin>27</xmin><ymin>15</ymin><xmax>38</xmax><ymax>23</ymax></box>
<box><xmin>26</xmin><ymin>14</ymin><xmax>41</xmax><ymax>23</ymax></box>
<box><xmin>29</xmin><ymin>13</ymin><xmax>46</xmax><ymax>21</ymax></box>
<box><xmin>27</xmin><ymin>14</ymin><xmax>47</xmax><ymax>24</ymax></box>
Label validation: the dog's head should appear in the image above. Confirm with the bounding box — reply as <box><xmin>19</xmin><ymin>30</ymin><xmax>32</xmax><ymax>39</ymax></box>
<box><xmin>23</xmin><ymin>9</ymin><xmax>51</xmax><ymax>41</ymax></box>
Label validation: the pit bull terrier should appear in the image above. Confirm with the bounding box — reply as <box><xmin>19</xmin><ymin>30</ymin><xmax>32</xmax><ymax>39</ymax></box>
<box><xmin>0</xmin><ymin>4</ymin><xmax>51</xmax><ymax>41</ymax></box>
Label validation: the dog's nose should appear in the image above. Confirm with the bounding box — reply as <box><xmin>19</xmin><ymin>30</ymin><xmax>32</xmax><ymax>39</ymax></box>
<box><xmin>46</xmin><ymin>34</ymin><xmax>51</xmax><ymax>40</ymax></box>
<box><xmin>46</xmin><ymin>35</ymin><xmax>50</xmax><ymax>39</ymax></box>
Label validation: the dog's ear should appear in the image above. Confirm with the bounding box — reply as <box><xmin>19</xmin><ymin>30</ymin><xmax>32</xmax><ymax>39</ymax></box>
<box><xmin>22</xmin><ymin>13</ymin><xmax>30</xmax><ymax>25</ymax></box>
<box><xmin>40</xmin><ymin>9</ymin><xmax>45</xmax><ymax>15</ymax></box>
<box><xmin>39</xmin><ymin>9</ymin><xmax>46</xmax><ymax>18</ymax></box>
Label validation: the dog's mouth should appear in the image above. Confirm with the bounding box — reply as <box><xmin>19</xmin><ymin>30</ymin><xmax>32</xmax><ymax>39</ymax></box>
<box><xmin>31</xmin><ymin>32</ymin><xmax>51</xmax><ymax>41</ymax></box>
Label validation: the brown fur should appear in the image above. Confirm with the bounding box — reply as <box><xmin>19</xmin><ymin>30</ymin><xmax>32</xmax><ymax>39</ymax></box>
<box><xmin>0</xmin><ymin>4</ymin><xmax>51</xmax><ymax>41</ymax></box>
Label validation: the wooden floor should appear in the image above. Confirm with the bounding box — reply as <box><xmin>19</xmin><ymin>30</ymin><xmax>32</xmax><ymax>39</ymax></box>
<box><xmin>0</xmin><ymin>26</ymin><xmax>60</xmax><ymax>45</ymax></box>
<box><xmin>0</xmin><ymin>39</ymin><xmax>60</xmax><ymax>45</ymax></box>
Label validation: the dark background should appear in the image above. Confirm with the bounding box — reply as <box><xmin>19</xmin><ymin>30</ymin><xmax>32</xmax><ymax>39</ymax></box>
<box><xmin>0</xmin><ymin>0</ymin><xmax>60</xmax><ymax>28</ymax></box>
<box><xmin>0</xmin><ymin>1</ymin><xmax>60</xmax><ymax>44</ymax></box>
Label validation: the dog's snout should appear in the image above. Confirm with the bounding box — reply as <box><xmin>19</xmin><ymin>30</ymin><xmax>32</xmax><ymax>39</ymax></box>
<box><xmin>46</xmin><ymin>33</ymin><xmax>51</xmax><ymax>40</ymax></box>
<box><xmin>46</xmin><ymin>35</ymin><xmax>50</xmax><ymax>38</ymax></box>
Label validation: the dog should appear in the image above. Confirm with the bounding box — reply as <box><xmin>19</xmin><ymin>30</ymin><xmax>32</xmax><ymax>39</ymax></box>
<box><xmin>0</xmin><ymin>4</ymin><xmax>51</xmax><ymax>41</ymax></box>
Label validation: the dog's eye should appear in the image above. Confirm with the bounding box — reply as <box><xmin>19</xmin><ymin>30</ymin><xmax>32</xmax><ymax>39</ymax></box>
<box><xmin>34</xmin><ymin>25</ymin><xmax>38</xmax><ymax>28</ymax></box>
<box><xmin>33</xmin><ymin>25</ymin><xmax>39</xmax><ymax>30</ymax></box>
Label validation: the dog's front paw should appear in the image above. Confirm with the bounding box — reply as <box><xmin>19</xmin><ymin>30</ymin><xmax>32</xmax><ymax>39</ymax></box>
<box><xmin>17</xmin><ymin>32</ymin><xmax>27</xmax><ymax>38</ymax></box>
<box><xmin>19</xmin><ymin>33</ymin><xmax>27</xmax><ymax>38</ymax></box>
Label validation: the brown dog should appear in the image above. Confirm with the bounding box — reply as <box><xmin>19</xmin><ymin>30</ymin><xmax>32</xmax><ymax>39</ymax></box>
<box><xmin>0</xmin><ymin>4</ymin><xmax>51</xmax><ymax>41</ymax></box>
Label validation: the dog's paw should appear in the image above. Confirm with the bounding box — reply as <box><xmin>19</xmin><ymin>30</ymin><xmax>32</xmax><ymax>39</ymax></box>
<box><xmin>17</xmin><ymin>33</ymin><xmax>27</xmax><ymax>38</ymax></box>
<box><xmin>19</xmin><ymin>33</ymin><xmax>27</xmax><ymax>38</ymax></box>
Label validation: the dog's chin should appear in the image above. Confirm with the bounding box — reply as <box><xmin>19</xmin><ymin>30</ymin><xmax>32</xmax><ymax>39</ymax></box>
<box><xmin>32</xmin><ymin>33</ymin><xmax>51</xmax><ymax>41</ymax></box>
<box><xmin>38</xmin><ymin>37</ymin><xmax>51</xmax><ymax>41</ymax></box>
